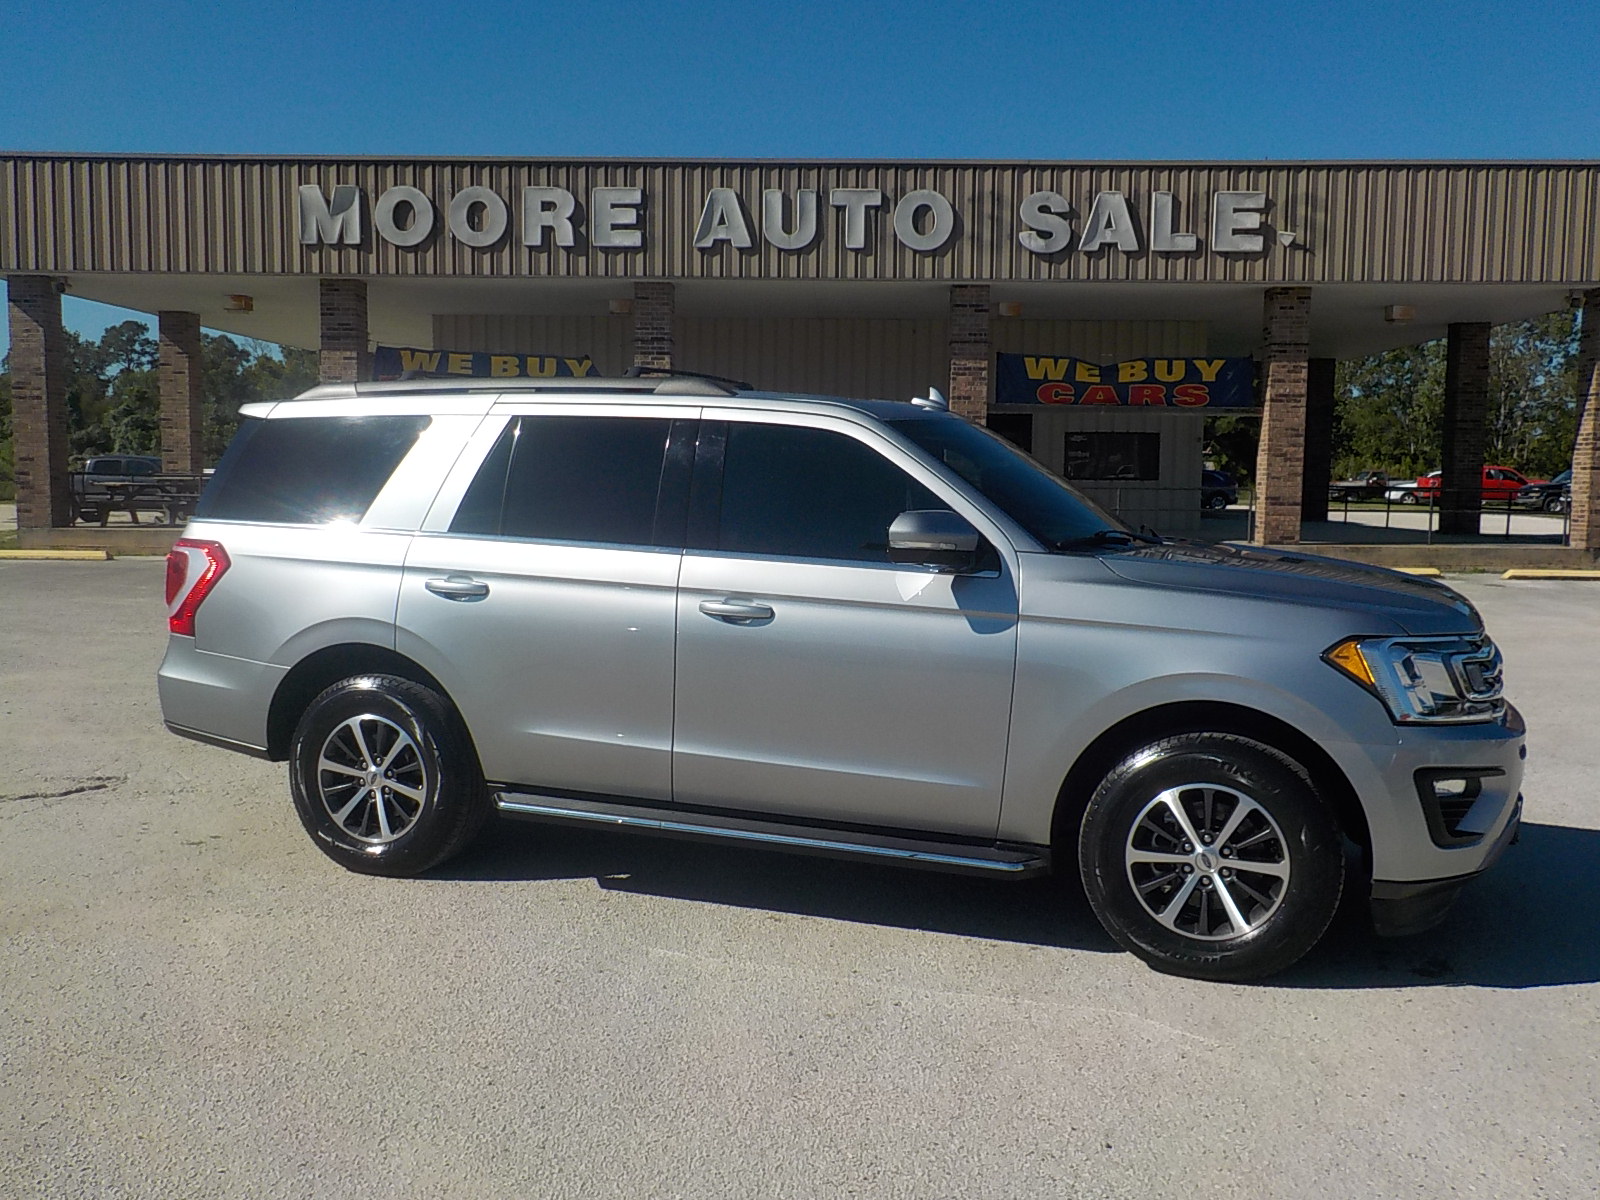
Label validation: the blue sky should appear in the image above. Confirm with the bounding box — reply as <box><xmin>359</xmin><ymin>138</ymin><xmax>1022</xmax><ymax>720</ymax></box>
<box><xmin>3</xmin><ymin>0</ymin><xmax>1598</xmax><ymax>356</ymax></box>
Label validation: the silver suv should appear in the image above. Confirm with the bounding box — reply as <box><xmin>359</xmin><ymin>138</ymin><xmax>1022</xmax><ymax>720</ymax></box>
<box><xmin>158</xmin><ymin>377</ymin><xmax>1524</xmax><ymax>980</ymax></box>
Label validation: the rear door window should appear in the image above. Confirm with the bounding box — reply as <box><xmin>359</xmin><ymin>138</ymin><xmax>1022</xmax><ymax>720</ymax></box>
<box><xmin>451</xmin><ymin>415</ymin><xmax>689</xmax><ymax>548</ymax></box>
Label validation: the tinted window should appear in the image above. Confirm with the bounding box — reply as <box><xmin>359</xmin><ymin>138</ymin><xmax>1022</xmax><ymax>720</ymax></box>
<box><xmin>450</xmin><ymin>423</ymin><xmax>517</xmax><ymax>536</ymax></box>
<box><xmin>716</xmin><ymin>424</ymin><xmax>938</xmax><ymax>563</ymax></box>
<box><xmin>491</xmin><ymin>415</ymin><xmax>673</xmax><ymax>546</ymax></box>
<box><xmin>889</xmin><ymin>416</ymin><xmax>1122</xmax><ymax>548</ymax></box>
<box><xmin>196</xmin><ymin>415</ymin><xmax>429</xmax><ymax>524</ymax></box>
<box><xmin>127</xmin><ymin>459</ymin><xmax>159</xmax><ymax>476</ymax></box>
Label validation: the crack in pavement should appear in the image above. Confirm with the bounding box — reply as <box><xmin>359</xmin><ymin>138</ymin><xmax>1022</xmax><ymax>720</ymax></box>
<box><xmin>0</xmin><ymin>776</ymin><xmax>124</xmax><ymax>804</ymax></box>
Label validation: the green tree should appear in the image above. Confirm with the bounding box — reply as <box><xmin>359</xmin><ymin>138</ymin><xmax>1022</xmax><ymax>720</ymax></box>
<box><xmin>202</xmin><ymin>338</ymin><xmax>319</xmax><ymax>459</ymax></box>
<box><xmin>1203</xmin><ymin>413</ymin><xmax>1262</xmax><ymax>486</ymax></box>
<box><xmin>1333</xmin><ymin>312</ymin><xmax>1582</xmax><ymax>483</ymax></box>
<box><xmin>1333</xmin><ymin>341</ymin><xmax>1445</xmax><ymax>479</ymax></box>
<box><xmin>1487</xmin><ymin>311</ymin><xmax>1579</xmax><ymax>478</ymax></box>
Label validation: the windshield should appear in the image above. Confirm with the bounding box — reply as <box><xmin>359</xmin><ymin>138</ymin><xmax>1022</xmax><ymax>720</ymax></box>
<box><xmin>888</xmin><ymin>416</ymin><xmax>1130</xmax><ymax>548</ymax></box>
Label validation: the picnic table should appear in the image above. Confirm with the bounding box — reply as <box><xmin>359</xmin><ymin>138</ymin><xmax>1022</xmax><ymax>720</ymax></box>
<box><xmin>90</xmin><ymin>475</ymin><xmax>206</xmax><ymax>526</ymax></box>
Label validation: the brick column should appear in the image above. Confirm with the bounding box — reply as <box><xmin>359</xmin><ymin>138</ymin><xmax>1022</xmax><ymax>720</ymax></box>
<box><xmin>1438</xmin><ymin>322</ymin><xmax>1491</xmax><ymax>536</ymax></box>
<box><xmin>1252</xmin><ymin>287</ymin><xmax>1312</xmax><ymax>545</ymax></box>
<box><xmin>319</xmin><ymin>278</ymin><xmax>369</xmax><ymax>383</ymax></box>
<box><xmin>1570</xmin><ymin>289</ymin><xmax>1600</xmax><ymax>553</ymax></box>
<box><xmin>948</xmin><ymin>284</ymin><xmax>991</xmax><ymax>421</ymax></box>
<box><xmin>1300</xmin><ymin>358</ymin><xmax>1336</xmax><ymax>522</ymax></box>
<box><xmin>158</xmin><ymin>311</ymin><xmax>206</xmax><ymax>473</ymax></box>
<box><xmin>632</xmin><ymin>282</ymin><xmax>674</xmax><ymax>370</ymax></box>
<box><xmin>6</xmin><ymin>275</ymin><xmax>73</xmax><ymax>529</ymax></box>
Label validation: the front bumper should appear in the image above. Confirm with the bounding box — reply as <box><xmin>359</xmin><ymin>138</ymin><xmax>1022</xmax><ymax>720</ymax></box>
<box><xmin>1370</xmin><ymin>793</ymin><xmax>1522</xmax><ymax>937</ymax></box>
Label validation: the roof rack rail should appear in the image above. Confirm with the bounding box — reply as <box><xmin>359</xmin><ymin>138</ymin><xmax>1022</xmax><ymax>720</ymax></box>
<box><xmin>622</xmin><ymin>365</ymin><xmax>753</xmax><ymax>394</ymax></box>
<box><xmin>295</xmin><ymin>375</ymin><xmax>744</xmax><ymax>400</ymax></box>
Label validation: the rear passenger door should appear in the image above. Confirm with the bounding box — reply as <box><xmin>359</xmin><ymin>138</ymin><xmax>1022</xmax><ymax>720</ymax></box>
<box><xmin>396</xmin><ymin>405</ymin><xmax>696</xmax><ymax>802</ymax></box>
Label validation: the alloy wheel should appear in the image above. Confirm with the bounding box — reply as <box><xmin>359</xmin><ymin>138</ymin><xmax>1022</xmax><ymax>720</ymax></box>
<box><xmin>1124</xmin><ymin>784</ymin><xmax>1290</xmax><ymax>941</ymax></box>
<box><xmin>315</xmin><ymin>714</ymin><xmax>430</xmax><ymax>844</ymax></box>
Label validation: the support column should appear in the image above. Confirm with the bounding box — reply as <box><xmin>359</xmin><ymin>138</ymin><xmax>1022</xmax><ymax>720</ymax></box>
<box><xmin>1253</xmin><ymin>287</ymin><xmax>1312</xmax><ymax>545</ymax></box>
<box><xmin>6</xmin><ymin>275</ymin><xmax>73</xmax><ymax>529</ymax></box>
<box><xmin>1438</xmin><ymin>322</ymin><xmax>1491</xmax><ymax>536</ymax></box>
<box><xmin>1300</xmin><ymin>358</ymin><xmax>1336</xmax><ymax>522</ymax></box>
<box><xmin>632</xmin><ymin>282</ymin><xmax>674</xmax><ymax>370</ymax></box>
<box><xmin>319</xmin><ymin>278</ymin><xmax>369</xmax><ymax>383</ymax></box>
<box><xmin>158</xmin><ymin>311</ymin><xmax>205</xmax><ymax>473</ymax></box>
<box><xmin>947</xmin><ymin>284</ymin><xmax>991</xmax><ymax>421</ymax></box>
<box><xmin>1570</xmin><ymin>289</ymin><xmax>1600</xmax><ymax>553</ymax></box>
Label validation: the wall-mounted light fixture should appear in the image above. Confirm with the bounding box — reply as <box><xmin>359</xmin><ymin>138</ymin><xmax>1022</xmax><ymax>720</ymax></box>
<box><xmin>225</xmin><ymin>294</ymin><xmax>254</xmax><ymax>313</ymax></box>
<box><xmin>997</xmin><ymin>301</ymin><xmax>1023</xmax><ymax>318</ymax></box>
<box><xmin>1383</xmin><ymin>305</ymin><xmax>1415</xmax><ymax>323</ymax></box>
<box><xmin>608</xmin><ymin>298</ymin><xmax>633</xmax><ymax>315</ymax></box>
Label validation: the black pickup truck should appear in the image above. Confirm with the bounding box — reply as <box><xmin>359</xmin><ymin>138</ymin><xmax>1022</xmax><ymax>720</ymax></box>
<box><xmin>1327</xmin><ymin>470</ymin><xmax>1392</xmax><ymax>502</ymax></box>
<box><xmin>71</xmin><ymin>455</ymin><xmax>204</xmax><ymax>525</ymax></box>
<box><xmin>72</xmin><ymin>455</ymin><xmax>164</xmax><ymax>520</ymax></box>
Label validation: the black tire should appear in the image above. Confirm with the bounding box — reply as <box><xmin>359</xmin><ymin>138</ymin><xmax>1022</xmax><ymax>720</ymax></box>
<box><xmin>1078</xmin><ymin>733</ymin><xmax>1344</xmax><ymax>982</ymax></box>
<box><xmin>1206</xmin><ymin>493</ymin><xmax>1228</xmax><ymax>510</ymax></box>
<box><xmin>289</xmin><ymin>674</ymin><xmax>489</xmax><ymax>877</ymax></box>
<box><xmin>1543</xmin><ymin>495</ymin><xmax>1565</xmax><ymax>514</ymax></box>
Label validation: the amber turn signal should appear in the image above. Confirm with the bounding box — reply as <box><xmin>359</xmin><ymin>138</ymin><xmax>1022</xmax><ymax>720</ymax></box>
<box><xmin>1324</xmin><ymin>638</ymin><xmax>1377</xmax><ymax>688</ymax></box>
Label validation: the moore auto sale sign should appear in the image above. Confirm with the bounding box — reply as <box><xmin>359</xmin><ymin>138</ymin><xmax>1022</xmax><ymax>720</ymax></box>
<box><xmin>298</xmin><ymin>181</ymin><xmax>1289</xmax><ymax>258</ymax></box>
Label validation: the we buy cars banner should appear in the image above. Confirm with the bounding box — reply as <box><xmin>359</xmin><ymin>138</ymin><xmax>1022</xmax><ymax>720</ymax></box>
<box><xmin>995</xmin><ymin>354</ymin><xmax>1256</xmax><ymax>407</ymax></box>
<box><xmin>374</xmin><ymin>345</ymin><xmax>599</xmax><ymax>380</ymax></box>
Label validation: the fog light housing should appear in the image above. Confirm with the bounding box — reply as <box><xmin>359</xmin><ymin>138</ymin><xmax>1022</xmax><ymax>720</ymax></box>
<box><xmin>1414</xmin><ymin>768</ymin><xmax>1504</xmax><ymax>847</ymax></box>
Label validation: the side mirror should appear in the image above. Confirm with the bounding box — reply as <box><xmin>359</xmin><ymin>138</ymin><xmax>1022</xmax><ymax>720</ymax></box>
<box><xmin>887</xmin><ymin>509</ymin><xmax>985</xmax><ymax>573</ymax></box>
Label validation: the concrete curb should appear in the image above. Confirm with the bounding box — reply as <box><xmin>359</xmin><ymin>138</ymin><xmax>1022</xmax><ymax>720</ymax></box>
<box><xmin>1392</xmin><ymin>567</ymin><xmax>1442</xmax><ymax>576</ymax></box>
<box><xmin>1500</xmin><ymin>569</ymin><xmax>1600</xmax><ymax>580</ymax></box>
<box><xmin>0</xmin><ymin>548</ymin><xmax>112</xmax><ymax>561</ymax></box>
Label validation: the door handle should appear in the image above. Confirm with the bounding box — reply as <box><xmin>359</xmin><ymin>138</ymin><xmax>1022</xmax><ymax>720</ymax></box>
<box><xmin>698</xmin><ymin>599</ymin><xmax>774</xmax><ymax>623</ymax></box>
<box><xmin>425</xmin><ymin>574</ymin><xmax>490</xmax><ymax>601</ymax></box>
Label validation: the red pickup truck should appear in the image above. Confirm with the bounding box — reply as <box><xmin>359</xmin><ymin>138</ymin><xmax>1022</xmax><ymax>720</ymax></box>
<box><xmin>1412</xmin><ymin>465</ymin><xmax>1544</xmax><ymax>504</ymax></box>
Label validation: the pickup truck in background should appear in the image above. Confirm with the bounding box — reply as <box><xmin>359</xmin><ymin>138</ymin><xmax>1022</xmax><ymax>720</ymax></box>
<box><xmin>1514</xmin><ymin>468</ymin><xmax>1572</xmax><ymax>512</ymax></box>
<box><xmin>1412</xmin><ymin>465</ymin><xmax>1543</xmax><ymax>505</ymax></box>
<box><xmin>71</xmin><ymin>455</ymin><xmax>165</xmax><ymax>521</ymax></box>
<box><xmin>1327</xmin><ymin>470</ymin><xmax>1392</xmax><ymax>502</ymax></box>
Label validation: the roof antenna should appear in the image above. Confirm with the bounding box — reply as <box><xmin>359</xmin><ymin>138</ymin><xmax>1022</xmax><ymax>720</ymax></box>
<box><xmin>911</xmin><ymin>386</ymin><xmax>949</xmax><ymax>412</ymax></box>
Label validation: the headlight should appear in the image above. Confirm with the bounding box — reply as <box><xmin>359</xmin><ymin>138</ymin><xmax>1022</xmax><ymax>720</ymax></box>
<box><xmin>1324</xmin><ymin>634</ymin><xmax>1504</xmax><ymax>724</ymax></box>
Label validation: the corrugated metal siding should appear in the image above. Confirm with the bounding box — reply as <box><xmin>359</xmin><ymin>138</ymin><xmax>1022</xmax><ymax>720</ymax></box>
<box><xmin>5</xmin><ymin>156</ymin><xmax>1598</xmax><ymax>284</ymax></box>
<box><xmin>676</xmin><ymin>318</ymin><xmax>948</xmax><ymax>398</ymax></box>
<box><xmin>991</xmin><ymin>320</ymin><xmax>1207</xmax><ymax>359</ymax></box>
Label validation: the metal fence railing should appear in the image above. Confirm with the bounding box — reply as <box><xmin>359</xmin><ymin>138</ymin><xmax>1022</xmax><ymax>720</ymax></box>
<box><xmin>1322</xmin><ymin>487</ymin><xmax>1572</xmax><ymax>544</ymax></box>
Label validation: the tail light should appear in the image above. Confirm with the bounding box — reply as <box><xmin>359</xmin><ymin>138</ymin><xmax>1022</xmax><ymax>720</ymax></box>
<box><xmin>166</xmin><ymin>539</ymin><xmax>231</xmax><ymax>636</ymax></box>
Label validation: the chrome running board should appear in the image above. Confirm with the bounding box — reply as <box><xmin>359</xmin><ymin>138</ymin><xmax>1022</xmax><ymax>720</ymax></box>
<box><xmin>493</xmin><ymin>791</ymin><xmax>1049</xmax><ymax>877</ymax></box>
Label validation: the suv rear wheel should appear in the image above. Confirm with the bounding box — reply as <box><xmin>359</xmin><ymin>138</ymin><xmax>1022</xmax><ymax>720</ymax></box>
<box><xmin>1078</xmin><ymin>733</ymin><xmax>1344</xmax><ymax>981</ymax></box>
<box><xmin>289</xmin><ymin>674</ymin><xmax>488</xmax><ymax>876</ymax></box>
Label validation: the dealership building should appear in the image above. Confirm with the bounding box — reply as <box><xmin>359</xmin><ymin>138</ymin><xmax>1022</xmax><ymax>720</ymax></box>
<box><xmin>4</xmin><ymin>154</ymin><xmax>1598</xmax><ymax>551</ymax></box>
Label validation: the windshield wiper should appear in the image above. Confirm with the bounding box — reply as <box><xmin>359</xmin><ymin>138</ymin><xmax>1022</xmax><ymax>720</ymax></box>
<box><xmin>1052</xmin><ymin>528</ymin><xmax>1163</xmax><ymax>552</ymax></box>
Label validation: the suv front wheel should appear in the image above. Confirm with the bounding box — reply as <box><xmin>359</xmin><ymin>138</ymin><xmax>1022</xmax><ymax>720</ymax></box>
<box><xmin>289</xmin><ymin>674</ymin><xmax>488</xmax><ymax>877</ymax></box>
<box><xmin>1078</xmin><ymin>733</ymin><xmax>1344</xmax><ymax>981</ymax></box>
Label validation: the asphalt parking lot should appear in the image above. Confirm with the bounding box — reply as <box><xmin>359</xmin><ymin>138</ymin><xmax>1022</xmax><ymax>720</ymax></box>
<box><xmin>2</xmin><ymin>559</ymin><xmax>1597</xmax><ymax>1199</ymax></box>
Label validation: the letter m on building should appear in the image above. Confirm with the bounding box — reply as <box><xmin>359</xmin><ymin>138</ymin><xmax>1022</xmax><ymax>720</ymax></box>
<box><xmin>298</xmin><ymin>184</ymin><xmax>364</xmax><ymax>246</ymax></box>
